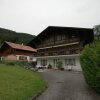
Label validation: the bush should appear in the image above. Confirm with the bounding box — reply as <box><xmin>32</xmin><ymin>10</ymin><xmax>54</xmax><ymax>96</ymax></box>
<box><xmin>80</xmin><ymin>40</ymin><xmax>100</xmax><ymax>93</ymax></box>
<box><xmin>56</xmin><ymin>61</ymin><xmax>63</xmax><ymax>69</ymax></box>
<box><xmin>15</xmin><ymin>61</ymin><xmax>28</xmax><ymax>66</ymax></box>
<box><xmin>5</xmin><ymin>61</ymin><xmax>16</xmax><ymax>66</ymax></box>
<box><xmin>0</xmin><ymin>60</ymin><xmax>29</xmax><ymax>67</ymax></box>
<box><xmin>0</xmin><ymin>61</ymin><xmax>16</xmax><ymax>66</ymax></box>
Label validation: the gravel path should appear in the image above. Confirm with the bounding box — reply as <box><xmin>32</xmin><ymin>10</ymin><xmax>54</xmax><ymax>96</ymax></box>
<box><xmin>36</xmin><ymin>70</ymin><xmax>100</xmax><ymax>100</ymax></box>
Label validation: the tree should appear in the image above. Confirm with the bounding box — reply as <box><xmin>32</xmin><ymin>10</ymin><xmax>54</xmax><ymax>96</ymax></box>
<box><xmin>94</xmin><ymin>25</ymin><xmax>100</xmax><ymax>40</ymax></box>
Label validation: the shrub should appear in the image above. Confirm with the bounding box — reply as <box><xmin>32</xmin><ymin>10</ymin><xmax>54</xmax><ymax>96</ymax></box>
<box><xmin>56</xmin><ymin>61</ymin><xmax>63</xmax><ymax>69</ymax></box>
<box><xmin>5</xmin><ymin>61</ymin><xmax>16</xmax><ymax>66</ymax></box>
<box><xmin>80</xmin><ymin>40</ymin><xmax>100</xmax><ymax>93</ymax></box>
<box><xmin>0</xmin><ymin>61</ymin><xmax>29</xmax><ymax>67</ymax></box>
<box><xmin>15</xmin><ymin>61</ymin><xmax>28</xmax><ymax>66</ymax></box>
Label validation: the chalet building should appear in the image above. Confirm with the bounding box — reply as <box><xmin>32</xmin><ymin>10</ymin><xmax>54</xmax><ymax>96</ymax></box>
<box><xmin>0</xmin><ymin>41</ymin><xmax>36</xmax><ymax>61</ymax></box>
<box><xmin>29</xmin><ymin>26</ymin><xmax>94</xmax><ymax>71</ymax></box>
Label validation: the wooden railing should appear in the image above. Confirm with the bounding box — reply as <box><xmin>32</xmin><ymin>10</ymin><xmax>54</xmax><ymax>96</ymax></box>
<box><xmin>38</xmin><ymin>38</ymin><xmax>80</xmax><ymax>48</ymax></box>
<box><xmin>35</xmin><ymin>49</ymin><xmax>81</xmax><ymax>57</ymax></box>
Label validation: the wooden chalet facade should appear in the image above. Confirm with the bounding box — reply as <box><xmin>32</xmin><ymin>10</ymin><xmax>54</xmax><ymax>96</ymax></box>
<box><xmin>0</xmin><ymin>41</ymin><xmax>36</xmax><ymax>61</ymax></box>
<box><xmin>29</xmin><ymin>26</ymin><xmax>94</xmax><ymax>71</ymax></box>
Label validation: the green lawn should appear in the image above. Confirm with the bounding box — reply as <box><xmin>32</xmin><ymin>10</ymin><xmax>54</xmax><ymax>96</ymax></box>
<box><xmin>0</xmin><ymin>64</ymin><xmax>47</xmax><ymax>100</ymax></box>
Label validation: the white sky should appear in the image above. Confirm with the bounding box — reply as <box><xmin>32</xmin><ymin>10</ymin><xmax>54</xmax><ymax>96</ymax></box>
<box><xmin>0</xmin><ymin>0</ymin><xmax>100</xmax><ymax>35</ymax></box>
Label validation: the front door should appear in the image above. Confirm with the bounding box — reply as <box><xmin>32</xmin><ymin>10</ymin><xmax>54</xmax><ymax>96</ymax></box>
<box><xmin>53</xmin><ymin>59</ymin><xmax>59</xmax><ymax>69</ymax></box>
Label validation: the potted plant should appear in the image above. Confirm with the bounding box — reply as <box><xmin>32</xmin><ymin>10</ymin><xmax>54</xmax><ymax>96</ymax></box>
<box><xmin>56</xmin><ymin>61</ymin><xmax>64</xmax><ymax>70</ymax></box>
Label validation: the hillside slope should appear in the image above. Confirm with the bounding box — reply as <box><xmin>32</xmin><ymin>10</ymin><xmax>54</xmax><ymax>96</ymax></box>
<box><xmin>0</xmin><ymin>27</ymin><xmax>35</xmax><ymax>45</ymax></box>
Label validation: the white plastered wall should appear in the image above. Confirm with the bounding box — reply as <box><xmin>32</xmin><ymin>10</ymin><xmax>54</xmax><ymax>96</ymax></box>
<box><xmin>35</xmin><ymin>54</ymin><xmax>82</xmax><ymax>71</ymax></box>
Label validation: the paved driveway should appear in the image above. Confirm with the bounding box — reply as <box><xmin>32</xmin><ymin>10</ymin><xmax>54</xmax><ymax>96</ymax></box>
<box><xmin>36</xmin><ymin>70</ymin><xmax>100</xmax><ymax>100</ymax></box>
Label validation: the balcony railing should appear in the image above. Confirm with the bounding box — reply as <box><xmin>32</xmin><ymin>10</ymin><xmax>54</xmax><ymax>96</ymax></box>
<box><xmin>38</xmin><ymin>38</ymin><xmax>80</xmax><ymax>49</ymax></box>
<box><xmin>35</xmin><ymin>50</ymin><xmax>81</xmax><ymax>57</ymax></box>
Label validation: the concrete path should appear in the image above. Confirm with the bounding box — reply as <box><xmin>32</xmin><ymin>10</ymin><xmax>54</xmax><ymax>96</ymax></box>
<box><xmin>36</xmin><ymin>70</ymin><xmax>100</xmax><ymax>100</ymax></box>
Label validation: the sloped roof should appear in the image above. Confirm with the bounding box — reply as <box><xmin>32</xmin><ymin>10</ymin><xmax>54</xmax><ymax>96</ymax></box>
<box><xmin>5</xmin><ymin>41</ymin><xmax>37</xmax><ymax>52</ymax></box>
<box><xmin>28</xmin><ymin>26</ymin><xmax>94</xmax><ymax>48</ymax></box>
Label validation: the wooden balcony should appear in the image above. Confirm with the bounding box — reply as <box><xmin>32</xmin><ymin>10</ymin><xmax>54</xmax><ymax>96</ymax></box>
<box><xmin>35</xmin><ymin>49</ymin><xmax>81</xmax><ymax>57</ymax></box>
<box><xmin>37</xmin><ymin>38</ymin><xmax>80</xmax><ymax>49</ymax></box>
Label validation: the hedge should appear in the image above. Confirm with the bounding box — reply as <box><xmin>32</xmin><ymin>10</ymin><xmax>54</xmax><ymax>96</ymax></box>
<box><xmin>0</xmin><ymin>61</ymin><xmax>36</xmax><ymax>69</ymax></box>
<box><xmin>80</xmin><ymin>41</ymin><xmax>100</xmax><ymax>93</ymax></box>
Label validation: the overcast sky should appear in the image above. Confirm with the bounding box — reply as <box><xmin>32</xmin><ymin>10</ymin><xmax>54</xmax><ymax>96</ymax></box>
<box><xmin>0</xmin><ymin>0</ymin><xmax>100</xmax><ymax>35</ymax></box>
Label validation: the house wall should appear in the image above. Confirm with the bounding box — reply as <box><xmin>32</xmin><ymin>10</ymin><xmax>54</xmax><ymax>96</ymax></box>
<box><xmin>15</xmin><ymin>50</ymin><xmax>34</xmax><ymax>56</ymax></box>
<box><xmin>5</xmin><ymin>54</ymin><xmax>17</xmax><ymax>61</ymax></box>
<box><xmin>16</xmin><ymin>55</ymin><xmax>34</xmax><ymax>62</ymax></box>
<box><xmin>0</xmin><ymin>46</ymin><xmax>12</xmax><ymax>57</ymax></box>
<box><xmin>1</xmin><ymin>54</ymin><xmax>34</xmax><ymax>62</ymax></box>
<box><xmin>36</xmin><ymin>54</ymin><xmax>82</xmax><ymax>71</ymax></box>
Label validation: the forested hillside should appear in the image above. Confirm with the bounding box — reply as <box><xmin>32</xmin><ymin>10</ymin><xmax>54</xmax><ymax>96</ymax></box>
<box><xmin>0</xmin><ymin>27</ymin><xmax>35</xmax><ymax>46</ymax></box>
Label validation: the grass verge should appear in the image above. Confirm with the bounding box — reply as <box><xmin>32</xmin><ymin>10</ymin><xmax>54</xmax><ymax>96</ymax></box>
<box><xmin>0</xmin><ymin>64</ymin><xmax>47</xmax><ymax>100</ymax></box>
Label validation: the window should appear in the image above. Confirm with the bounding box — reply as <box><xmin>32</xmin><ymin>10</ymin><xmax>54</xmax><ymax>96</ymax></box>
<box><xmin>41</xmin><ymin>60</ymin><xmax>47</xmax><ymax>66</ymax></box>
<box><xmin>55</xmin><ymin>34</ymin><xmax>66</xmax><ymax>41</ymax></box>
<box><xmin>19</xmin><ymin>56</ymin><xmax>27</xmax><ymax>60</ymax></box>
<box><xmin>65</xmin><ymin>59</ymin><xmax>69</xmax><ymax>65</ymax></box>
<box><xmin>55</xmin><ymin>35</ymin><xmax>62</xmax><ymax>41</ymax></box>
<box><xmin>72</xmin><ymin>35</ymin><xmax>76</xmax><ymax>38</ymax></box>
<box><xmin>69</xmin><ymin>59</ymin><xmax>72</xmax><ymax>65</ymax></box>
<box><xmin>7</xmin><ymin>49</ymin><xmax>13</xmax><ymax>54</ymax></box>
<box><xmin>29</xmin><ymin>57</ymin><xmax>33</xmax><ymax>61</ymax></box>
<box><xmin>72</xmin><ymin>59</ymin><xmax>76</xmax><ymax>66</ymax></box>
<box><xmin>65</xmin><ymin>58</ymin><xmax>76</xmax><ymax>66</ymax></box>
<box><xmin>61</xmin><ymin>34</ymin><xmax>66</xmax><ymax>40</ymax></box>
<box><xmin>48</xmin><ymin>37</ymin><xmax>53</xmax><ymax>43</ymax></box>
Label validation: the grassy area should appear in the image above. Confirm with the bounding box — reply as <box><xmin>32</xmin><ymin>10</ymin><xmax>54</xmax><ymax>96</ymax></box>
<box><xmin>0</xmin><ymin>64</ymin><xmax>47</xmax><ymax>100</ymax></box>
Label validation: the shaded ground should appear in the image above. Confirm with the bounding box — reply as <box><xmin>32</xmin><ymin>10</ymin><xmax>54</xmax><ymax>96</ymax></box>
<box><xmin>36</xmin><ymin>70</ymin><xmax>100</xmax><ymax>100</ymax></box>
